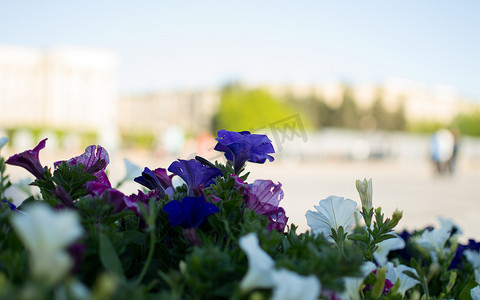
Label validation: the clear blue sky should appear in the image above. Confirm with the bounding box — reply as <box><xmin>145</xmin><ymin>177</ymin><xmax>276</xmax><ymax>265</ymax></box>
<box><xmin>1</xmin><ymin>1</ymin><xmax>479</xmax><ymax>98</ymax></box>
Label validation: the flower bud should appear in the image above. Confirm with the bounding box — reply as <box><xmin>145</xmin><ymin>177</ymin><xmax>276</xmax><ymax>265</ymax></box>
<box><xmin>355</xmin><ymin>178</ymin><xmax>373</xmax><ymax>210</ymax></box>
<box><xmin>391</xmin><ymin>209</ymin><xmax>403</xmax><ymax>228</ymax></box>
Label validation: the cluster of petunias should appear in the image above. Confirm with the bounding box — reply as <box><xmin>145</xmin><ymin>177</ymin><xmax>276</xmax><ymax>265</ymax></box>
<box><xmin>2</xmin><ymin>130</ymin><xmax>480</xmax><ymax>299</ymax></box>
<box><xmin>5</xmin><ymin>130</ymin><xmax>286</xmax><ymax>234</ymax></box>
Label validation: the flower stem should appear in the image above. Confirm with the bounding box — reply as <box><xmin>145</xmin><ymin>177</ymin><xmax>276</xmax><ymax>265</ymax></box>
<box><xmin>135</xmin><ymin>226</ymin><xmax>156</xmax><ymax>285</ymax></box>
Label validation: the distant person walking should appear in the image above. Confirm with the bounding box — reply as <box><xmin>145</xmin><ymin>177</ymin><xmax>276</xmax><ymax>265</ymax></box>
<box><xmin>430</xmin><ymin>129</ymin><xmax>454</xmax><ymax>175</ymax></box>
<box><xmin>448</xmin><ymin>129</ymin><xmax>461</xmax><ymax>174</ymax></box>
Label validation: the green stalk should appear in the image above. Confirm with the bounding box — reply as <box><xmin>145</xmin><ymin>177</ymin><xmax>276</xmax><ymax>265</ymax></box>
<box><xmin>135</xmin><ymin>226</ymin><xmax>156</xmax><ymax>286</ymax></box>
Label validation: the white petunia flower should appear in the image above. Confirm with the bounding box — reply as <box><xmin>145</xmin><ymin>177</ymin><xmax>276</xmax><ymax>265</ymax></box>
<box><xmin>239</xmin><ymin>233</ymin><xmax>275</xmax><ymax>292</ymax></box>
<box><xmin>385</xmin><ymin>262</ymin><xmax>420</xmax><ymax>296</ymax></box>
<box><xmin>471</xmin><ymin>286</ymin><xmax>480</xmax><ymax>300</ymax></box>
<box><xmin>305</xmin><ymin>195</ymin><xmax>359</xmax><ymax>239</ymax></box>
<box><xmin>438</xmin><ymin>216</ymin><xmax>462</xmax><ymax>236</ymax></box>
<box><xmin>373</xmin><ymin>234</ymin><xmax>406</xmax><ymax>266</ymax></box>
<box><xmin>341</xmin><ymin>261</ymin><xmax>376</xmax><ymax>300</ymax></box>
<box><xmin>414</xmin><ymin>226</ymin><xmax>451</xmax><ymax>262</ymax></box>
<box><xmin>10</xmin><ymin>204</ymin><xmax>83</xmax><ymax>286</ymax></box>
<box><xmin>271</xmin><ymin>269</ymin><xmax>321</xmax><ymax>300</ymax></box>
<box><xmin>464</xmin><ymin>249</ymin><xmax>480</xmax><ymax>270</ymax></box>
<box><xmin>475</xmin><ymin>270</ymin><xmax>480</xmax><ymax>285</ymax></box>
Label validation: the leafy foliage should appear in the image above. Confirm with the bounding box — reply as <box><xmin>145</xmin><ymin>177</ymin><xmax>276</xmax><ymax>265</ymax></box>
<box><xmin>0</xmin><ymin>133</ymin><xmax>478</xmax><ymax>300</ymax></box>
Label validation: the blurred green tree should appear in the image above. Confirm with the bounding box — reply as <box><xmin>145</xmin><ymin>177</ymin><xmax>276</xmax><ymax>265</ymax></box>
<box><xmin>335</xmin><ymin>86</ymin><xmax>360</xmax><ymax>128</ymax></box>
<box><xmin>212</xmin><ymin>83</ymin><xmax>297</xmax><ymax>133</ymax></box>
<box><xmin>451</xmin><ymin>110</ymin><xmax>480</xmax><ymax>137</ymax></box>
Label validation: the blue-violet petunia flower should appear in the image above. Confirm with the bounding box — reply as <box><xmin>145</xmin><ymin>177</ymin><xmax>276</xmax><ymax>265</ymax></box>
<box><xmin>214</xmin><ymin>130</ymin><xmax>274</xmax><ymax>173</ymax></box>
<box><xmin>134</xmin><ymin>167</ymin><xmax>174</xmax><ymax>198</ymax></box>
<box><xmin>6</xmin><ymin>138</ymin><xmax>47</xmax><ymax>180</ymax></box>
<box><xmin>162</xmin><ymin>196</ymin><xmax>219</xmax><ymax>228</ymax></box>
<box><xmin>55</xmin><ymin>145</ymin><xmax>111</xmax><ymax>187</ymax></box>
<box><xmin>168</xmin><ymin>159</ymin><xmax>222</xmax><ymax>196</ymax></box>
<box><xmin>2</xmin><ymin>199</ymin><xmax>18</xmax><ymax>212</ymax></box>
<box><xmin>451</xmin><ymin>239</ymin><xmax>480</xmax><ymax>269</ymax></box>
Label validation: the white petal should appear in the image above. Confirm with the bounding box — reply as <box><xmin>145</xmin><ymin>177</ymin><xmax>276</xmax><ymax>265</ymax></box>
<box><xmin>306</xmin><ymin>195</ymin><xmax>359</xmax><ymax>239</ymax></box>
<box><xmin>465</xmin><ymin>250</ymin><xmax>480</xmax><ymax>270</ymax></box>
<box><xmin>373</xmin><ymin>235</ymin><xmax>405</xmax><ymax>266</ymax></box>
<box><xmin>271</xmin><ymin>269</ymin><xmax>321</xmax><ymax>300</ymax></box>
<box><xmin>10</xmin><ymin>204</ymin><xmax>83</xmax><ymax>285</ymax></box>
<box><xmin>386</xmin><ymin>262</ymin><xmax>420</xmax><ymax>296</ymax></box>
<box><xmin>415</xmin><ymin>227</ymin><xmax>451</xmax><ymax>261</ymax></box>
<box><xmin>342</xmin><ymin>262</ymin><xmax>376</xmax><ymax>300</ymax></box>
<box><xmin>123</xmin><ymin>158</ymin><xmax>142</xmax><ymax>181</ymax></box>
<box><xmin>239</xmin><ymin>233</ymin><xmax>275</xmax><ymax>292</ymax></box>
<box><xmin>472</xmin><ymin>286</ymin><xmax>480</xmax><ymax>300</ymax></box>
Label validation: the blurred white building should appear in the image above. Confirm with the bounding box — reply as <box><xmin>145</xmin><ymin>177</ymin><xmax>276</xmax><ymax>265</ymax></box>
<box><xmin>0</xmin><ymin>45</ymin><xmax>118</xmax><ymax>150</ymax></box>
<box><xmin>119</xmin><ymin>89</ymin><xmax>220</xmax><ymax>137</ymax></box>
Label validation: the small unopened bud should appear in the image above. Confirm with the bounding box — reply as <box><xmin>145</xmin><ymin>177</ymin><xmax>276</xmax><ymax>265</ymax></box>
<box><xmin>356</xmin><ymin>178</ymin><xmax>373</xmax><ymax>210</ymax></box>
<box><xmin>391</xmin><ymin>209</ymin><xmax>403</xmax><ymax>228</ymax></box>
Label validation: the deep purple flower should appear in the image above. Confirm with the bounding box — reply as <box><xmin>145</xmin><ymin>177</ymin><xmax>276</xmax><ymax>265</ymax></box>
<box><xmin>162</xmin><ymin>196</ymin><xmax>219</xmax><ymax>228</ymax></box>
<box><xmin>68</xmin><ymin>242</ymin><xmax>86</xmax><ymax>273</ymax></box>
<box><xmin>86</xmin><ymin>182</ymin><xmax>127</xmax><ymax>213</ymax></box>
<box><xmin>168</xmin><ymin>159</ymin><xmax>222</xmax><ymax>196</ymax></box>
<box><xmin>267</xmin><ymin>207</ymin><xmax>288</xmax><ymax>231</ymax></box>
<box><xmin>53</xmin><ymin>185</ymin><xmax>75</xmax><ymax>209</ymax></box>
<box><xmin>126</xmin><ymin>189</ymin><xmax>161</xmax><ymax>216</ymax></box>
<box><xmin>214</xmin><ymin>130</ymin><xmax>274</xmax><ymax>173</ymax></box>
<box><xmin>55</xmin><ymin>145</ymin><xmax>111</xmax><ymax>187</ymax></box>
<box><xmin>6</xmin><ymin>138</ymin><xmax>47</xmax><ymax>179</ymax></box>
<box><xmin>233</xmin><ymin>175</ymin><xmax>288</xmax><ymax>232</ymax></box>
<box><xmin>134</xmin><ymin>167</ymin><xmax>174</xmax><ymax>197</ymax></box>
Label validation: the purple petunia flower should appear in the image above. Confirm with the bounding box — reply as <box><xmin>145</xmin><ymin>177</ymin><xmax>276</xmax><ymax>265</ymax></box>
<box><xmin>134</xmin><ymin>167</ymin><xmax>174</xmax><ymax>198</ymax></box>
<box><xmin>233</xmin><ymin>175</ymin><xmax>288</xmax><ymax>232</ymax></box>
<box><xmin>52</xmin><ymin>185</ymin><xmax>75</xmax><ymax>209</ymax></box>
<box><xmin>162</xmin><ymin>196</ymin><xmax>219</xmax><ymax>228</ymax></box>
<box><xmin>125</xmin><ymin>189</ymin><xmax>161</xmax><ymax>216</ymax></box>
<box><xmin>55</xmin><ymin>145</ymin><xmax>111</xmax><ymax>187</ymax></box>
<box><xmin>86</xmin><ymin>182</ymin><xmax>127</xmax><ymax>213</ymax></box>
<box><xmin>6</xmin><ymin>138</ymin><xmax>47</xmax><ymax>180</ymax></box>
<box><xmin>267</xmin><ymin>207</ymin><xmax>288</xmax><ymax>232</ymax></box>
<box><xmin>168</xmin><ymin>159</ymin><xmax>222</xmax><ymax>196</ymax></box>
<box><xmin>214</xmin><ymin>130</ymin><xmax>274</xmax><ymax>173</ymax></box>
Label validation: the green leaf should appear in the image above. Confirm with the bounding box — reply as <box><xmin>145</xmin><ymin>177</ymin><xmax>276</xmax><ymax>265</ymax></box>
<box><xmin>99</xmin><ymin>232</ymin><xmax>124</xmax><ymax>279</ymax></box>
<box><xmin>372</xmin><ymin>233</ymin><xmax>397</xmax><ymax>244</ymax></box>
<box><xmin>348</xmin><ymin>233</ymin><xmax>370</xmax><ymax>244</ymax></box>
<box><xmin>458</xmin><ymin>280</ymin><xmax>477</xmax><ymax>300</ymax></box>
<box><xmin>123</xmin><ymin>230</ymin><xmax>147</xmax><ymax>246</ymax></box>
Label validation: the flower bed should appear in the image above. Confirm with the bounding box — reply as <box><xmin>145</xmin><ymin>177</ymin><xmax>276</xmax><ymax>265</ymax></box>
<box><xmin>0</xmin><ymin>131</ymin><xmax>479</xmax><ymax>300</ymax></box>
